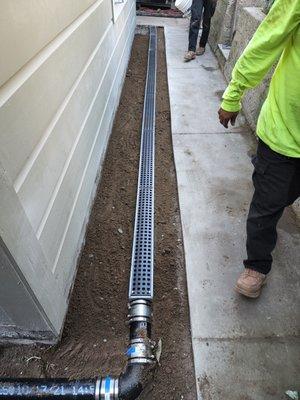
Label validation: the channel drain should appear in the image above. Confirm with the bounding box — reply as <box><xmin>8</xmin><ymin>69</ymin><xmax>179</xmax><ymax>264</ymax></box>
<box><xmin>129</xmin><ymin>26</ymin><xmax>157</xmax><ymax>300</ymax></box>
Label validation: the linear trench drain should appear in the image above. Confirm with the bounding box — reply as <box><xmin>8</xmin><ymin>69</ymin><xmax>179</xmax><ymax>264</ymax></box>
<box><xmin>129</xmin><ymin>26</ymin><xmax>157</xmax><ymax>300</ymax></box>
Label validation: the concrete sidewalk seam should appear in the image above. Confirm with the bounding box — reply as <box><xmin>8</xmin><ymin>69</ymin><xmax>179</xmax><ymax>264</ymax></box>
<box><xmin>167</xmin><ymin>66</ymin><xmax>218</xmax><ymax>70</ymax></box>
<box><xmin>173</xmin><ymin>130</ymin><xmax>251</xmax><ymax>135</ymax></box>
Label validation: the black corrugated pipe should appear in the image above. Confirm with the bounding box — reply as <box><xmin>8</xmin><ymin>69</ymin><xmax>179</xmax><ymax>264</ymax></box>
<box><xmin>0</xmin><ymin>26</ymin><xmax>158</xmax><ymax>400</ymax></box>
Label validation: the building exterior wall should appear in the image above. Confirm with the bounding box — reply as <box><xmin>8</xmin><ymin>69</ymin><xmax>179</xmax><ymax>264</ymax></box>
<box><xmin>0</xmin><ymin>238</ymin><xmax>54</xmax><ymax>343</ymax></box>
<box><xmin>0</xmin><ymin>0</ymin><xmax>136</xmax><ymax>342</ymax></box>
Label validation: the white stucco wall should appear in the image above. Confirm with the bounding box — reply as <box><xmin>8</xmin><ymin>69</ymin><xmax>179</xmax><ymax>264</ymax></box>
<box><xmin>0</xmin><ymin>0</ymin><xmax>135</xmax><ymax>341</ymax></box>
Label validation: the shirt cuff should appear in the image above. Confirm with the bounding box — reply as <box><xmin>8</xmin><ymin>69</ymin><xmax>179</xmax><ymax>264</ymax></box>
<box><xmin>220</xmin><ymin>99</ymin><xmax>242</xmax><ymax>113</ymax></box>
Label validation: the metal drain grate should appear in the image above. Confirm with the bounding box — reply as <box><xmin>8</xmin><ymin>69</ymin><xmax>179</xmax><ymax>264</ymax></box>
<box><xmin>129</xmin><ymin>26</ymin><xmax>157</xmax><ymax>300</ymax></box>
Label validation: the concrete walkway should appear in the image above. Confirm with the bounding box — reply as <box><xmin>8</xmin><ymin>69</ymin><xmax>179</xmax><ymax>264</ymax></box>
<box><xmin>137</xmin><ymin>17</ymin><xmax>300</xmax><ymax>400</ymax></box>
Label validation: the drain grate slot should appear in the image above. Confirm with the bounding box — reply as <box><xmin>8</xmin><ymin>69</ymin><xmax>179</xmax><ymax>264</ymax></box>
<box><xmin>129</xmin><ymin>27</ymin><xmax>157</xmax><ymax>300</ymax></box>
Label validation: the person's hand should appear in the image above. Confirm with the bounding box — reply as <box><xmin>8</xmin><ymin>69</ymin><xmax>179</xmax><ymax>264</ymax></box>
<box><xmin>218</xmin><ymin>108</ymin><xmax>239</xmax><ymax>129</ymax></box>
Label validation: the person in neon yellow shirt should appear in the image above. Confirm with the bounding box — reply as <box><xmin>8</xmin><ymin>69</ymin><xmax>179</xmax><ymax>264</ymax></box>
<box><xmin>218</xmin><ymin>0</ymin><xmax>300</xmax><ymax>298</ymax></box>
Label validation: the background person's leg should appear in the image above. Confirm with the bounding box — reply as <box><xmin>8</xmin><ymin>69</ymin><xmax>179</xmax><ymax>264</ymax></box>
<box><xmin>188</xmin><ymin>0</ymin><xmax>204</xmax><ymax>51</ymax></box>
<box><xmin>199</xmin><ymin>0</ymin><xmax>216</xmax><ymax>48</ymax></box>
<box><xmin>244</xmin><ymin>140</ymin><xmax>299</xmax><ymax>275</ymax></box>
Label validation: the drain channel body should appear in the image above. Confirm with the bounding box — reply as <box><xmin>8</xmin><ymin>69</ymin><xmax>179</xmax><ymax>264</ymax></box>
<box><xmin>129</xmin><ymin>26</ymin><xmax>157</xmax><ymax>300</ymax></box>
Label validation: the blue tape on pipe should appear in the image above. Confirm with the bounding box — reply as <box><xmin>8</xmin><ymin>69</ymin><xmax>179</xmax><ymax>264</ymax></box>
<box><xmin>105</xmin><ymin>377</ymin><xmax>110</xmax><ymax>393</ymax></box>
<box><xmin>126</xmin><ymin>347</ymin><xmax>135</xmax><ymax>356</ymax></box>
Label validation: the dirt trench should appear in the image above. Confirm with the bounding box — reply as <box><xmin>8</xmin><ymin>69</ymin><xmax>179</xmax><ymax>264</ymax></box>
<box><xmin>0</xmin><ymin>29</ymin><xmax>197</xmax><ymax>399</ymax></box>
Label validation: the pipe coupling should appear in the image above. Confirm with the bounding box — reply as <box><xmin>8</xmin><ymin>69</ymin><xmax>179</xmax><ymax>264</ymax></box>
<box><xmin>128</xmin><ymin>300</ymin><xmax>152</xmax><ymax>323</ymax></box>
<box><xmin>126</xmin><ymin>338</ymin><xmax>155</xmax><ymax>365</ymax></box>
<box><xmin>95</xmin><ymin>377</ymin><xmax>118</xmax><ymax>400</ymax></box>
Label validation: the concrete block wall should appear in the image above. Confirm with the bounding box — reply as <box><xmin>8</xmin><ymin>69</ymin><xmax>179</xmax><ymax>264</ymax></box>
<box><xmin>209</xmin><ymin>4</ymin><xmax>270</xmax><ymax>131</ymax></box>
<box><xmin>210</xmin><ymin>0</ymin><xmax>264</xmax><ymax>52</ymax></box>
<box><xmin>220</xmin><ymin>0</ymin><xmax>237</xmax><ymax>46</ymax></box>
<box><xmin>223</xmin><ymin>7</ymin><xmax>272</xmax><ymax>131</ymax></box>
<box><xmin>0</xmin><ymin>0</ymin><xmax>136</xmax><ymax>342</ymax></box>
<box><xmin>233</xmin><ymin>0</ymin><xmax>265</xmax><ymax>35</ymax></box>
<box><xmin>209</xmin><ymin>0</ymin><xmax>231</xmax><ymax>52</ymax></box>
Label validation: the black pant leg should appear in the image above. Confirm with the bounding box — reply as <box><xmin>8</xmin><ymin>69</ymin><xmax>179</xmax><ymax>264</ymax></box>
<box><xmin>287</xmin><ymin>157</ymin><xmax>300</xmax><ymax>204</ymax></box>
<box><xmin>199</xmin><ymin>0</ymin><xmax>216</xmax><ymax>48</ymax></box>
<box><xmin>188</xmin><ymin>0</ymin><xmax>204</xmax><ymax>51</ymax></box>
<box><xmin>244</xmin><ymin>140</ymin><xmax>299</xmax><ymax>274</ymax></box>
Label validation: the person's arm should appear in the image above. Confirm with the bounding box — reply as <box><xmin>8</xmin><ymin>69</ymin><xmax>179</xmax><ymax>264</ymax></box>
<box><xmin>219</xmin><ymin>0</ymin><xmax>300</xmax><ymax>126</ymax></box>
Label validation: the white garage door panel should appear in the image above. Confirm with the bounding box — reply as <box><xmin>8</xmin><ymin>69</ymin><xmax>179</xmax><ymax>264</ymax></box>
<box><xmin>0</xmin><ymin>0</ymin><xmax>98</xmax><ymax>86</ymax></box>
<box><xmin>38</xmin><ymin>2</ymin><xmax>135</xmax><ymax>269</ymax></box>
<box><xmin>0</xmin><ymin>0</ymin><xmax>135</xmax><ymax>340</ymax></box>
<box><xmin>56</xmin><ymin>11</ymin><xmax>136</xmax><ymax>297</ymax></box>
<box><xmin>0</xmin><ymin>163</ymin><xmax>63</xmax><ymax>334</ymax></box>
<box><xmin>18</xmin><ymin>22</ymin><xmax>115</xmax><ymax>233</ymax></box>
<box><xmin>17</xmin><ymin>0</ymin><xmax>135</xmax><ymax>235</ymax></box>
<box><xmin>0</xmin><ymin>0</ymin><xmax>111</xmax><ymax>183</ymax></box>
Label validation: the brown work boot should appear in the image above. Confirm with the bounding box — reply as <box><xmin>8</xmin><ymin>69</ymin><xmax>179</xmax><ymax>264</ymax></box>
<box><xmin>184</xmin><ymin>50</ymin><xmax>196</xmax><ymax>62</ymax></box>
<box><xmin>196</xmin><ymin>46</ymin><xmax>205</xmax><ymax>56</ymax></box>
<box><xmin>235</xmin><ymin>268</ymin><xmax>267</xmax><ymax>298</ymax></box>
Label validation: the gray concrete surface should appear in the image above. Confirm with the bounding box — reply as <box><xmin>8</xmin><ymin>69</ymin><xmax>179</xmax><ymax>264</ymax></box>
<box><xmin>164</xmin><ymin>26</ymin><xmax>248</xmax><ymax>134</ymax></box>
<box><xmin>173</xmin><ymin>134</ymin><xmax>300</xmax><ymax>341</ymax></box>
<box><xmin>137</xmin><ymin>16</ymin><xmax>300</xmax><ymax>400</ymax></box>
<box><xmin>194</xmin><ymin>339</ymin><xmax>300</xmax><ymax>400</ymax></box>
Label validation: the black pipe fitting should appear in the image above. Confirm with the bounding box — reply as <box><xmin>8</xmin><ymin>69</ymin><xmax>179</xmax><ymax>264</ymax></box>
<box><xmin>118</xmin><ymin>364</ymin><xmax>156</xmax><ymax>400</ymax></box>
<box><xmin>0</xmin><ymin>301</ymin><xmax>157</xmax><ymax>400</ymax></box>
<box><xmin>129</xmin><ymin>320</ymin><xmax>151</xmax><ymax>340</ymax></box>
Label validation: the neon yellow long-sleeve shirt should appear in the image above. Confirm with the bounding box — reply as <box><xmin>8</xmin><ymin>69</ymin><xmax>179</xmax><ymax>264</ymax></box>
<box><xmin>221</xmin><ymin>0</ymin><xmax>300</xmax><ymax>157</ymax></box>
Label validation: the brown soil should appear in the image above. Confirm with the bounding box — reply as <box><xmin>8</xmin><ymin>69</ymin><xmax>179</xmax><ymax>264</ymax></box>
<box><xmin>0</xmin><ymin>30</ymin><xmax>197</xmax><ymax>399</ymax></box>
